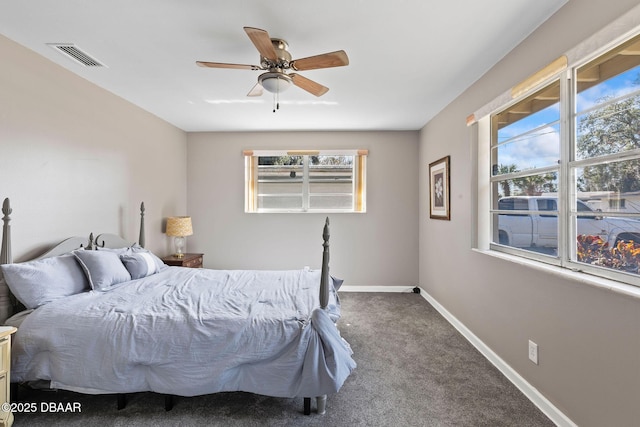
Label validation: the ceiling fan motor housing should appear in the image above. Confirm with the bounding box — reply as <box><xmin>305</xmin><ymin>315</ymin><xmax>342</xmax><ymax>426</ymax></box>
<box><xmin>260</xmin><ymin>38</ymin><xmax>292</xmax><ymax>70</ymax></box>
<box><xmin>257</xmin><ymin>38</ymin><xmax>294</xmax><ymax>93</ymax></box>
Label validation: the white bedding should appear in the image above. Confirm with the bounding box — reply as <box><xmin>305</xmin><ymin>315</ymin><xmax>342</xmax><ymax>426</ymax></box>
<box><xmin>10</xmin><ymin>266</ymin><xmax>355</xmax><ymax>398</ymax></box>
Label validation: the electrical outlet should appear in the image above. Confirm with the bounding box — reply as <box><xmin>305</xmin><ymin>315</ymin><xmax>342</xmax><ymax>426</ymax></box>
<box><xmin>528</xmin><ymin>340</ymin><xmax>539</xmax><ymax>365</ymax></box>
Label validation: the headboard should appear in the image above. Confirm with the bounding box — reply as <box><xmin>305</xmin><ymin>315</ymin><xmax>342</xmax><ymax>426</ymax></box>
<box><xmin>0</xmin><ymin>198</ymin><xmax>146</xmax><ymax>323</ymax></box>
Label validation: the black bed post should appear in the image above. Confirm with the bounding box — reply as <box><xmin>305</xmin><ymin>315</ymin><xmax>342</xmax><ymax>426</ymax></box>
<box><xmin>139</xmin><ymin>202</ymin><xmax>146</xmax><ymax>248</ymax></box>
<box><xmin>1</xmin><ymin>198</ymin><xmax>12</xmax><ymax>265</ymax></box>
<box><xmin>117</xmin><ymin>394</ymin><xmax>126</xmax><ymax>410</ymax></box>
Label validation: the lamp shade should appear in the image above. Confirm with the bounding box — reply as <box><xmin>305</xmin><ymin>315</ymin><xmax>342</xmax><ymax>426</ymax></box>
<box><xmin>166</xmin><ymin>216</ymin><xmax>193</xmax><ymax>237</ymax></box>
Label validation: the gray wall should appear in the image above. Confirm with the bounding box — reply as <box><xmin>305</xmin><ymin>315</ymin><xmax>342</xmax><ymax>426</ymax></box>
<box><xmin>187</xmin><ymin>131</ymin><xmax>419</xmax><ymax>287</ymax></box>
<box><xmin>419</xmin><ymin>1</ymin><xmax>640</xmax><ymax>426</ymax></box>
<box><xmin>0</xmin><ymin>34</ymin><xmax>188</xmax><ymax>259</ymax></box>
<box><xmin>4</xmin><ymin>1</ymin><xmax>640</xmax><ymax>424</ymax></box>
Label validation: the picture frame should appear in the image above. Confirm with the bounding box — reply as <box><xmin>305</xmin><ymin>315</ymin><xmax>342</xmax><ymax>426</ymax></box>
<box><xmin>429</xmin><ymin>156</ymin><xmax>450</xmax><ymax>220</ymax></box>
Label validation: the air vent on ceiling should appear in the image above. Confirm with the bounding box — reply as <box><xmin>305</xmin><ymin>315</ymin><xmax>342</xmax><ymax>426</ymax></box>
<box><xmin>47</xmin><ymin>43</ymin><xmax>105</xmax><ymax>67</ymax></box>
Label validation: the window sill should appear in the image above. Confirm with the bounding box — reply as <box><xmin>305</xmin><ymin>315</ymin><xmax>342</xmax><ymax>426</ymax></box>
<box><xmin>246</xmin><ymin>210</ymin><xmax>365</xmax><ymax>214</ymax></box>
<box><xmin>471</xmin><ymin>248</ymin><xmax>640</xmax><ymax>300</ymax></box>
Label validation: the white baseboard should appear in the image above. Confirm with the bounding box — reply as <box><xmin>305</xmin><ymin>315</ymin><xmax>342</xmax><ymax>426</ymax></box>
<box><xmin>416</xmin><ymin>288</ymin><xmax>577</xmax><ymax>427</ymax></box>
<box><xmin>340</xmin><ymin>285</ymin><xmax>576</xmax><ymax>426</ymax></box>
<box><xmin>340</xmin><ymin>285</ymin><xmax>416</xmax><ymax>293</ymax></box>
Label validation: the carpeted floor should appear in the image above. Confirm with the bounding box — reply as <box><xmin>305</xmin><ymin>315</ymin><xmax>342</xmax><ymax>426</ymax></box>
<box><xmin>10</xmin><ymin>292</ymin><xmax>554</xmax><ymax>426</ymax></box>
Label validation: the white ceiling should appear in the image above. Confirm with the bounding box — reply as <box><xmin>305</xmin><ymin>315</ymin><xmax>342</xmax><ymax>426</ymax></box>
<box><xmin>0</xmin><ymin>0</ymin><xmax>567</xmax><ymax>132</ymax></box>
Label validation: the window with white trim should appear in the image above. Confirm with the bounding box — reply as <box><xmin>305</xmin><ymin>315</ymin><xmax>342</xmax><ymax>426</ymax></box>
<box><xmin>488</xmin><ymin>31</ymin><xmax>640</xmax><ymax>287</ymax></box>
<box><xmin>244</xmin><ymin>149</ymin><xmax>367</xmax><ymax>213</ymax></box>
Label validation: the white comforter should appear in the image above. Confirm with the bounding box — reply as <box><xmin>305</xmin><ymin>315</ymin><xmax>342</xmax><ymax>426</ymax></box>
<box><xmin>10</xmin><ymin>267</ymin><xmax>355</xmax><ymax>398</ymax></box>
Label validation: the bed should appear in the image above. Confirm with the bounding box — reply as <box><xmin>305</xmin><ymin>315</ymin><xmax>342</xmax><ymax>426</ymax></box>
<box><xmin>0</xmin><ymin>198</ymin><xmax>355</xmax><ymax>415</ymax></box>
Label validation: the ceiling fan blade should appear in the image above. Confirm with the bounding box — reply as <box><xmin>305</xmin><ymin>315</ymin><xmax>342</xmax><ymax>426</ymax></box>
<box><xmin>244</xmin><ymin>27</ymin><xmax>278</xmax><ymax>62</ymax></box>
<box><xmin>291</xmin><ymin>50</ymin><xmax>349</xmax><ymax>71</ymax></box>
<box><xmin>196</xmin><ymin>61</ymin><xmax>261</xmax><ymax>70</ymax></box>
<box><xmin>290</xmin><ymin>73</ymin><xmax>329</xmax><ymax>97</ymax></box>
<box><xmin>247</xmin><ymin>82</ymin><xmax>264</xmax><ymax>97</ymax></box>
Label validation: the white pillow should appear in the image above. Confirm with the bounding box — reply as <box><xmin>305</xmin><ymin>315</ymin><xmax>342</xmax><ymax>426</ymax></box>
<box><xmin>120</xmin><ymin>252</ymin><xmax>158</xmax><ymax>279</ymax></box>
<box><xmin>0</xmin><ymin>254</ymin><xmax>89</xmax><ymax>309</ymax></box>
<box><xmin>131</xmin><ymin>246</ymin><xmax>167</xmax><ymax>272</ymax></box>
<box><xmin>73</xmin><ymin>250</ymin><xmax>132</xmax><ymax>291</ymax></box>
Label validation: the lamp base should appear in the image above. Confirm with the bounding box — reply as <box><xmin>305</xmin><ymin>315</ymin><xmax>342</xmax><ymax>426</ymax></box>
<box><xmin>173</xmin><ymin>236</ymin><xmax>186</xmax><ymax>259</ymax></box>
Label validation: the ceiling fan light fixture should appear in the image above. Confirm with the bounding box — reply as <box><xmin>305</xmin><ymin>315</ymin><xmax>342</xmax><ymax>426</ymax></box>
<box><xmin>259</xmin><ymin>72</ymin><xmax>292</xmax><ymax>93</ymax></box>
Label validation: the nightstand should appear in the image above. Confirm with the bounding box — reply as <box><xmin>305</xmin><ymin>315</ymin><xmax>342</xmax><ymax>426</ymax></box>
<box><xmin>0</xmin><ymin>326</ymin><xmax>17</xmax><ymax>427</ymax></box>
<box><xmin>161</xmin><ymin>253</ymin><xmax>204</xmax><ymax>268</ymax></box>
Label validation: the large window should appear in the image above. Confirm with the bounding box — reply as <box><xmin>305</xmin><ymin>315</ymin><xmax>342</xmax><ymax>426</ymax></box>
<box><xmin>489</xmin><ymin>32</ymin><xmax>640</xmax><ymax>287</ymax></box>
<box><xmin>244</xmin><ymin>149</ymin><xmax>367</xmax><ymax>213</ymax></box>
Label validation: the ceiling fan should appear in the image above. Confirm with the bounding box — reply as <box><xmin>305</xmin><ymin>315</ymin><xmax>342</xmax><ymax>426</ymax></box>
<box><xmin>196</xmin><ymin>27</ymin><xmax>349</xmax><ymax>110</ymax></box>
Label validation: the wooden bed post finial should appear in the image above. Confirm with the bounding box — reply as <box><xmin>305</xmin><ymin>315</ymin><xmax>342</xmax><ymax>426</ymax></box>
<box><xmin>1</xmin><ymin>198</ymin><xmax>12</xmax><ymax>264</ymax></box>
<box><xmin>139</xmin><ymin>202</ymin><xmax>146</xmax><ymax>248</ymax></box>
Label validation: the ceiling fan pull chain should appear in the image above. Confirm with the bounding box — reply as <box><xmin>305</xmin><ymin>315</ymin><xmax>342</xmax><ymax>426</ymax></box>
<box><xmin>273</xmin><ymin>78</ymin><xmax>281</xmax><ymax>112</ymax></box>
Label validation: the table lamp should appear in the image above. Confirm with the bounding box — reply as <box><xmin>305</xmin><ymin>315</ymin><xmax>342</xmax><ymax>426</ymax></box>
<box><xmin>166</xmin><ymin>216</ymin><xmax>193</xmax><ymax>258</ymax></box>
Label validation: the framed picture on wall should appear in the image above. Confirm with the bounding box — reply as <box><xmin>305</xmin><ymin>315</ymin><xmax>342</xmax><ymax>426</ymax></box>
<box><xmin>429</xmin><ymin>156</ymin><xmax>450</xmax><ymax>220</ymax></box>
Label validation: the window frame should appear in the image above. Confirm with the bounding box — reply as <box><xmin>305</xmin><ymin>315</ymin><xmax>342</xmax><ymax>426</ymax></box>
<box><xmin>244</xmin><ymin>149</ymin><xmax>367</xmax><ymax>213</ymax></box>
<box><xmin>488</xmin><ymin>79</ymin><xmax>564</xmax><ymax>267</ymax></box>
<box><xmin>481</xmin><ymin>28</ymin><xmax>640</xmax><ymax>289</ymax></box>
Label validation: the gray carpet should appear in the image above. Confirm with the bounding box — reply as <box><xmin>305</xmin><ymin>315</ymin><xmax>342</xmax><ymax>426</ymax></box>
<box><xmin>10</xmin><ymin>292</ymin><xmax>554</xmax><ymax>426</ymax></box>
